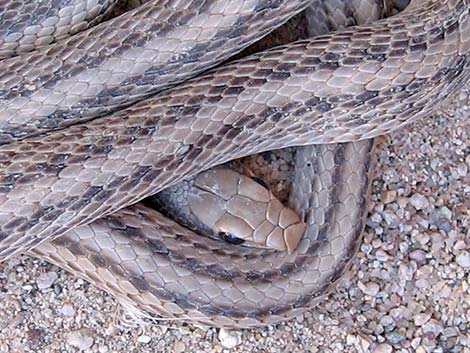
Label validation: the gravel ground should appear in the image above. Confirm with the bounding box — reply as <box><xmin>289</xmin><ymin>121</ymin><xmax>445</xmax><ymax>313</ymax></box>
<box><xmin>0</xmin><ymin>84</ymin><xmax>468</xmax><ymax>352</ymax></box>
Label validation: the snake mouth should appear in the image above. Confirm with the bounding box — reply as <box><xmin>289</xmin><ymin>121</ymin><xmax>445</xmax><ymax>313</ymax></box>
<box><xmin>219</xmin><ymin>231</ymin><xmax>246</xmax><ymax>245</ymax></box>
<box><xmin>250</xmin><ymin>176</ymin><xmax>271</xmax><ymax>189</ymax></box>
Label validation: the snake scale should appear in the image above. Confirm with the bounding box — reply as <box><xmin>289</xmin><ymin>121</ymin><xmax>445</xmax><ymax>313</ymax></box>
<box><xmin>0</xmin><ymin>0</ymin><xmax>468</xmax><ymax>328</ymax></box>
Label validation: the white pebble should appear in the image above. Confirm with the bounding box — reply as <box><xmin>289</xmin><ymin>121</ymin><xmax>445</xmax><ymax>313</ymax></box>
<box><xmin>410</xmin><ymin>250</ymin><xmax>427</xmax><ymax>262</ymax></box>
<box><xmin>382</xmin><ymin>211</ymin><xmax>400</xmax><ymax>228</ymax></box>
<box><xmin>358</xmin><ymin>281</ymin><xmax>380</xmax><ymax>296</ymax></box>
<box><xmin>456</xmin><ymin>251</ymin><xmax>470</xmax><ymax>268</ymax></box>
<box><xmin>415</xmin><ymin>346</ymin><xmax>427</xmax><ymax>353</ymax></box>
<box><xmin>60</xmin><ymin>303</ymin><xmax>75</xmax><ymax>317</ymax></box>
<box><xmin>398</xmin><ymin>263</ymin><xmax>413</xmax><ymax>282</ymax></box>
<box><xmin>414</xmin><ymin>232</ymin><xmax>430</xmax><ymax>245</ymax></box>
<box><xmin>411</xmin><ymin>337</ymin><xmax>422</xmax><ymax>349</ymax></box>
<box><xmin>218</xmin><ymin>328</ymin><xmax>241</xmax><ymax>348</ymax></box>
<box><xmin>36</xmin><ymin>271</ymin><xmax>58</xmax><ymax>289</ymax></box>
<box><xmin>457</xmin><ymin>162</ymin><xmax>468</xmax><ymax>177</ymax></box>
<box><xmin>22</xmin><ymin>284</ymin><xmax>33</xmax><ymax>291</ymax></box>
<box><xmin>137</xmin><ymin>335</ymin><xmax>151</xmax><ymax>344</ymax></box>
<box><xmin>368</xmin><ymin>212</ymin><xmax>383</xmax><ymax>228</ymax></box>
<box><xmin>373</xmin><ymin>343</ymin><xmax>393</xmax><ymax>353</ymax></box>
<box><xmin>346</xmin><ymin>334</ymin><xmax>356</xmax><ymax>345</ymax></box>
<box><xmin>413</xmin><ymin>312</ymin><xmax>431</xmax><ymax>326</ymax></box>
<box><xmin>375</xmin><ymin>249</ymin><xmax>390</xmax><ymax>262</ymax></box>
<box><xmin>98</xmin><ymin>345</ymin><xmax>109</xmax><ymax>353</ymax></box>
<box><xmin>66</xmin><ymin>330</ymin><xmax>94</xmax><ymax>350</ymax></box>
<box><xmin>354</xmin><ymin>334</ymin><xmax>372</xmax><ymax>352</ymax></box>
<box><xmin>415</xmin><ymin>278</ymin><xmax>429</xmax><ymax>289</ymax></box>
<box><xmin>399</xmin><ymin>241</ymin><xmax>409</xmax><ymax>253</ymax></box>
<box><xmin>454</xmin><ymin>240</ymin><xmax>467</xmax><ymax>251</ymax></box>
<box><xmin>379</xmin><ymin>315</ymin><xmax>394</xmax><ymax>327</ymax></box>
<box><xmin>173</xmin><ymin>341</ymin><xmax>186</xmax><ymax>353</ymax></box>
<box><xmin>409</xmin><ymin>194</ymin><xmax>429</xmax><ymax>210</ymax></box>
<box><xmin>438</xmin><ymin>206</ymin><xmax>452</xmax><ymax>220</ymax></box>
<box><xmin>422</xmin><ymin>319</ymin><xmax>444</xmax><ymax>335</ymax></box>
<box><xmin>443</xmin><ymin>327</ymin><xmax>459</xmax><ymax>337</ymax></box>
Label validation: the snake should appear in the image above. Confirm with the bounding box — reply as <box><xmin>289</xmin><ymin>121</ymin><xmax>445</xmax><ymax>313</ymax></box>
<box><xmin>0</xmin><ymin>0</ymin><xmax>468</xmax><ymax>328</ymax></box>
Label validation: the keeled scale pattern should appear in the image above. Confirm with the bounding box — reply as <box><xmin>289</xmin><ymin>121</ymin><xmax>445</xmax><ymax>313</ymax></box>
<box><xmin>0</xmin><ymin>0</ymin><xmax>468</xmax><ymax>327</ymax></box>
<box><xmin>0</xmin><ymin>0</ymin><xmax>312</xmax><ymax>143</ymax></box>
<box><xmin>0</xmin><ymin>0</ymin><xmax>118</xmax><ymax>58</ymax></box>
<box><xmin>31</xmin><ymin>140</ymin><xmax>375</xmax><ymax>328</ymax></box>
<box><xmin>0</xmin><ymin>0</ymin><xmax>468</xmax><ymax>259</ymax></box>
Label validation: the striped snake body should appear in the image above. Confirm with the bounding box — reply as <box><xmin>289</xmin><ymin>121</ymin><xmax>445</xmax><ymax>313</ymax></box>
<box><xmin>0</xmin><ymin>0</ymin><xmax>468</xmax><ymax>327</ymax></box>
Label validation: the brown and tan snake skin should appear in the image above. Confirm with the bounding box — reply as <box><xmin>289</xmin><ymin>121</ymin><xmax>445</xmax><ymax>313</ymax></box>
<box><xmin>0</xmin><ymin>0</ymin><xmax>468</xmax><ymax>328</ymax></box>
<box><xmin>0</xmin><ymin>0</ymin><xmax>120</xmax><ymax>59</ymax></box>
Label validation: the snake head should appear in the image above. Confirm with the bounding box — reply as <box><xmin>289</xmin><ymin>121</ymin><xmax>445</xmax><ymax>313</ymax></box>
<box><xmin>187</xmin><ymin>168</ymin><xmax>306</xmax><ymax>253</ymax></box>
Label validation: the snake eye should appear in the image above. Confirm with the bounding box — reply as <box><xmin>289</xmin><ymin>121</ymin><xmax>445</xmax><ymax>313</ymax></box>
<box><xmin>219</xmin><ymin>232</ymin><xmax>245</xmax><ymax>245</ymax></box>
<box><xmin>251</xmin><ymin>176</ymin><xmax>269</xmax><ymax>189</ymax></box>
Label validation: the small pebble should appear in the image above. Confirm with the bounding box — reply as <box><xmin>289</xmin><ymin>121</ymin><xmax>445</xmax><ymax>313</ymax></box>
<box><xmin>382</xmin><ymin>190</ymin><xmax>397</xmax><ymax>204</ymax></box>
<box><xmin>373</xmin><ymin>343</ymin><xmax>393</xmax><ymax>353</ymax></box>
<box><xmin>422</xmin><ymin>319</ymin><xmax>444</xmax><ymax>335</ymax></box>
<box><xmin>358</xmin><ymin>281</ymin><xmax>380</xmax><ymax>296</ymax></box>
<box><xmin>379</xmin><ymin>315</ymin><xmax>394</xmax><ymax>327</ymax></box>
<box><xmin>435</xmin><ymin>219</ymin><xmax>452</xmax><ymax>232</ymax></box>
<box><xmin>414</xmin><ymin>312</ymin><xmax>431</xmax><ymax>326</ymax></box>
<box><xmin>218</xmin><ymin>329</ymin><xmax>241</xmax><ymax>349</ymax></box>
<box><xmin>66</xmin><ymin>330</ymin><xmax>94</xmax><ymax>351</ymax></box>
<box><xmin>173</xmin><ymin>341</ymin><xmax>186</xmax><ymax>353</ymax></box>
<box><xmin>375</xmin><ymin>249</ymin><xmax>390</xmax><ymax>262</ymax></box>
<box><xmin>411</xmin><ymin>337</ymin><xmax>422</xmax><ymax>349</ymax></box>
<box><xmin>443</xmin><ymin>327</ymin><xmax>459</xmax><ymax>337</ymax></box>
<box><xmin>346</xmin><ymin>334</ymin><xmax>355</xmax><ymax>345</ymax></box>
<box><xmin>453</xmin><ymin>240</ymin><xmax>467</xmax><ymax>251</ymax></box>
<box><xmin>137</xmin><ymin>335</ymin><xmax>151</xmax><ymax>344</ymax></box>
<box><xmin>382</xmin><ymin>211</ymin><xmax>400</xmax><ymax>228</ymax></box>
<box><xmin>36</xmin><ymin>272</ymin><xmax>58</xmax><ymax>290</ymax></box>
<box><xmin>410</xmin><ymin>249</ymin><xmax>427</xmax><ymax>262</ymax></box>
<box><xmin>457</xmin><ymin>163</ymin><xmax>468</xmax><ymax>177</ymax></box>
<box><xmin>438</xmin><ymin>206</ymin><xmax>452</xmax><ymax>220</ymax></box>
<box><xmin>455</xmin><ymin>251</ymin><xmax>470</xmax><ymax>268</ymax></box>
<box><xmin>414</xmin><ymin>232</ymin><xmax>430</xmax><ymax>245</ymax></box>
<box><xmin>385</xmin><ymin>331</ymin><xmax>404</xmax><ymax>345</ymax></box>
<box><xmin>98</xmin><ymin>345</ymin><xmax>109</xmax><ymax>353</ymax></box>
<box><xmin>367</xmin><ymin>213</ymin><xmax>383</xmax><ymax>228</ymax></box>
<box><xmin>409</xmin><ymin>194</ymin><xmax>429</xmax><ymax>210</ymax></box>
<box><xmin>354</xmin><ymin>334</ymin><xmax>373</xmax><ymax>352</ymax></box>
<box><xmin>27</xmin><ymin>328</ymin><xmax>46</xmax><ymax>349</ymax></box>
<box><xmin>53</xmin><ymin>283</ymin><xmax>62</xmax><ymax>295</ymax></box>
<box><xmin>415</xmin><ymin>346</ymin><xmax>427</xmax><ymax>353</ymax></box>
<box><xmin>60</xmin><ymin>303</ymin><xmax>75</xmax><ymax>317</ymax></box>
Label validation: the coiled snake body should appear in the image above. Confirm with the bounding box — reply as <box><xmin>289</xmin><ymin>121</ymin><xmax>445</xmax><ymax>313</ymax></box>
<box><xmin>0</xmin><ymin>0</ymin><xmax>468</xmax><ymax>328</ymax></box>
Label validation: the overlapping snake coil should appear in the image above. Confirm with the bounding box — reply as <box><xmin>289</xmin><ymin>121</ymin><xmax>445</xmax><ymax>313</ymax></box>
<box><xmin>0</xmin><ymin>0</ymin><xmax>468</xmax><ymax>327</ymax></box>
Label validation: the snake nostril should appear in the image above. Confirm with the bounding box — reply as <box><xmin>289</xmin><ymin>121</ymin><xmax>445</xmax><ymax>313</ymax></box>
<box><xmin>219</xmin><ymin>232</ymin><xmax>245</xmax><ymax>245</ymax></box>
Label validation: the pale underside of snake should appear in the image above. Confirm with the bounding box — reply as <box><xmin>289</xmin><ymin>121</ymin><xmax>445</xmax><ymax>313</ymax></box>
<box><xmin>0</xmin><ymin>0</ymin><xmax>468</xmax><ymax>328</ymax></box>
